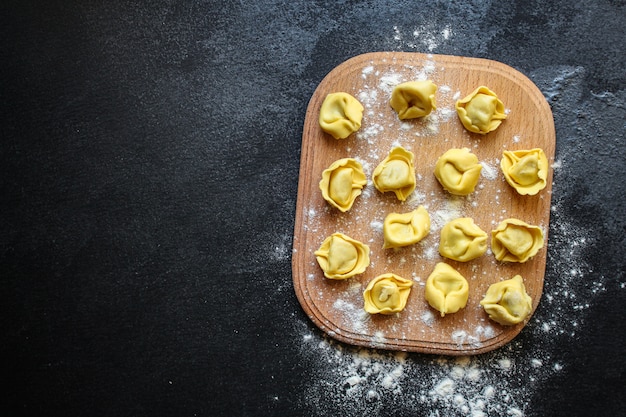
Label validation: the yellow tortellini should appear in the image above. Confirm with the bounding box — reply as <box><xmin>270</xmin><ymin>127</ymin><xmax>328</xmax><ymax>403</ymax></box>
<box><xmin>319</xmin><ymin>92</ymin><xmax>364</xmax><ymax>139</ymax></box>
<box><xmin>363</xmin><ymin>273</ymin><xmax>413</xmax><ymax>315</ymax></box>
<box><xmin>389</xmin><ymin>80</ymin><xmax>437</xmax><ymax>119</ymax></box>
<box><xmin>319</xmin><ymin>158</ymin><xmax>367</xmax><ymax>212</ymax></box>
<box><xmin>480</xmin><ymin>275</ymin><xmax>533</xmax><ymax>325</ymax></box>
<box><xmin>314</xmin><ymin>233</ymin><xmax>370</xmax><ymax>280</ymax></box>
<box><xmin>383</xmin><ymin>205</ymin><xmax>431</xmax><ymax>249</ymax></box>
<box><xmin>372</xmin><ymin>146</ymin><xmax>416</xmax><ymax>201</ymax></box>
<box><xmin>500</xmin><ymin>148</ymin><xmax>549</xmax><ymax>195</ymax></box>
<box><xmin>439</xmin><ymin>218</ymin><xmax>488</xmax><ymax>262</ymax></box>
<box><xmin>434</xmin><ymin>148</ymin><xmax>483</xmax><ymax>195</ymax></box>
<box><xmin>424</xmin><ymin>262</ymin><xmax>469</xmax><ymax>317</ymax></box>
<box><xmin>455</xmin><ymin>86</ymin><xmax>507</xmax><ymax>134</ymax></box>
<box><xmin>491</xmin><ymin>218</ymin><xmax>544</xmax><ymax>263</ymax></box>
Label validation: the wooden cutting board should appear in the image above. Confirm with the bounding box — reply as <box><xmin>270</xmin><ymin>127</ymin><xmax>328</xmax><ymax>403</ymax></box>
<box><xmin>292</xmin><ymin>52</ymin><xmax>555</xmax><ymax>355</ymax></box>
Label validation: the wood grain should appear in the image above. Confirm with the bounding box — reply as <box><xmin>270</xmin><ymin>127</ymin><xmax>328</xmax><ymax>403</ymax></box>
<box><xmin>292</xmin><ymin>52</ymin><xmax>555</xmax><ymax>355</ymax></box>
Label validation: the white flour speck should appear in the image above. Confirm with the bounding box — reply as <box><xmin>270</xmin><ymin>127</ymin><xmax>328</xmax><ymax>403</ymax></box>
<box><xmin>498</xmin><ymin>358</ymin><xmax>512</xmax><ymax>370</ymax></box>
<box><xmin>481</xmin><ymin>160</ymin><xmax>499</xmax><ymax>180</ymax></box>
<box><xmin>378</xmin><ymin>72</ymin><xmax>403</xmax><ymax>93</ymax></box>
<box><xmin>370</xmin><ymin>220</ymin><xmax>383</xmax><ymax>232</ymax></box>
<box><xmin>421</xmin><ymin>310</ymin><xmax>435</xmax><ymax>326</ymax></box>
<box><xmin>431</xmin><ymin>197</ymin><xmax>464</xmax><ymax>230</ymax></box>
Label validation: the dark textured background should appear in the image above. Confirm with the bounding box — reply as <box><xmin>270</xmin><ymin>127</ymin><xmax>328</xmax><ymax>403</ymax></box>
<box><xmin>2</xmin><ymin>1</ymin><xmax>625</xmax><ymax>416</ymax></box>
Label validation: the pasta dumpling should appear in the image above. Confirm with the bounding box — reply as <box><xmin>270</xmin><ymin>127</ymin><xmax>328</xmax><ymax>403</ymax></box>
<box><xmin>383</xmin><ymin>205</ymin><xmax>431</xmax><ymax>249</ymax></box>
<box><xmin>491</xmin><ymin>218</ymin><xmax>544</xmax><ymax>263</ymax></box>
<box><xmin>319</xmin><ymin>158</ymin><xmax>367</xmax><ymax>212</ymax></box>
<box><xmin>501</xmin><ymin>148</ymin><xmax>549</xmax><ymax>195</ymax></box>
<box><xmin>480</xmin><ymin>275</ymin><xmax>533</xmax><ymax>325</ymax></box>
<box><xmin>372</xmin><ymin>146</ymin><xmax>416</xmax><ymax>201</ymax></box>
<box><xmin>455</xmin><ymin>86</ymin><xmax>507</xmax><ymax>134</ymax></box>
<box><xmin>390</xmin><ymin>80</ymin><xmax>437</xmax><ymax>119</ymax></box>
<box><xmin>363</xmin><ymin>273</ymin><xmax>413</xmax><ymax>315</ymax></box>
<box><xmin>434</xmin><ymin>148</ymin><xmax>482</xmax><ymax>195</ymax></box>
<box><xmin>319</xmin><ymin>92</ymin><xmax>364</xmax><ymax>139</ymax></box>
<box><xmin>315</xmin><ymin>233</ymin><xmax>370</xmax><ymax>280</ymax></box>
<box><xmin>424</xmin><ymin>262</ymin><xmax>469</xmax><ymax>317</ymax></box>
<box><xmin>439</xmin><ymin>218</ymin><xmax>488</xmax><ymax>262</ymax></box>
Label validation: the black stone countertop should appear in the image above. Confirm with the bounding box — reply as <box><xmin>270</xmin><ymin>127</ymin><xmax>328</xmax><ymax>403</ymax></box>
<box><xmin>2</xmin><ymin>1</ymin><xmax>625</xmax><ymax>416</ymax></box>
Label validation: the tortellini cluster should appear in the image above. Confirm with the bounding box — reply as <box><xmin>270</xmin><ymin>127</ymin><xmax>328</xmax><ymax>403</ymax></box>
<box><xmin>491</xmin><ymin>218</ymin><xmax>544</xmax><ymax>263</ymax></box>
<box><xmin>439</xmin><ymin>218</ymin><xmax>488</xmax><ymax>262</ymax></box>
<box><xmin>319</xmin><ymin>158</ymin><xmax>367</xmax><ymax>212</ymax></box>
<box><xmin>312</xmin><ymin>79</ymin><xmax>548</xmax><ymax>331</ymax></box>
<box><xmin>389</xmin><ymin>80</ymin><xmax>437</xmax><ymax>119</ymax></box>
<box><xmin>363</xmin><ymin>273</ymin><xmax>413</xmax><ymax>315</ymax></box>
<box><xmin>434</xmin><ymin>148</ymin><xmax>483</xmax><ymax>196</ymax></box>
<box><xmin>383</xmin><ymin>205</ymin><xmax>431</xmax><ymax>249</ymax></box>
<box><xmin>501</xmin><ymin>148</ymin><xmax>549</xmax><ymax>195</ymax></box>
<box><xmin>314</xmin><ymin>233</ymin><xmax>370</xmax><ymax>280</ymax></box>
<box><xmin>319</xmin><ymin>92</ymin><xmax>364</xmax><ymax>139</ymax></box>
<box><xmin>424</xmin><ymin>263</ymin><xmax>469</xmax><ymax>317</ymax></box>
<box><xmin>455</xmin><ymin>86</ymin><xmax>507</xmax><ymax>134</ymax></box>
<box><xmin>372</xmin><ymin>146</ymin><xmax>416</xmax><ymax>201</ymax></box>
<box><xmin>480</xmin><ymin>275</ymin><xmax>533</xmax><ymax>325</ymax></box>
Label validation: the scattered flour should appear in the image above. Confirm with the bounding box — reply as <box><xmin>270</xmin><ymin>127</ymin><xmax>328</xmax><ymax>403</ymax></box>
<box><xmin>421</xmin><ymin>310</ymin><xmax>435</xmax><ymax>327</ymax></box>
<box><xmin>298</xmin><ymin>332</ymin><xmax>550</xmax><ymax>417</ymax></box>
<box><xmin>291</xmin><ymin>28</ymin><xmax>617</xmax><ymax>417</ymax></box>
<box><xmin>480</xmin><ymin>160</ymin><xmax>499</xmax><ymax>181</ymax></box>
<box><xmin>431</xmin><ymin>197</ymin><xmax>464</xmax><ymax>230</ymax></box>
<box><xmin>294</xmin><ymin>151</ymin><xmax>601</xmax><ymax>416</ymax></box>
<box><xmin>378</xmin><ymin>72</ymin><xmax>403</xmax><ymax>93</ymax></box>
<box><xmin>333</xmin><ymin>298</ymin><xmax>370</xmax><ymax>333</ymax></box>
<box><xmin>370</xmin><ymin>220</ymin><xmax>384</xmax><ymax>232</ymax></box>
